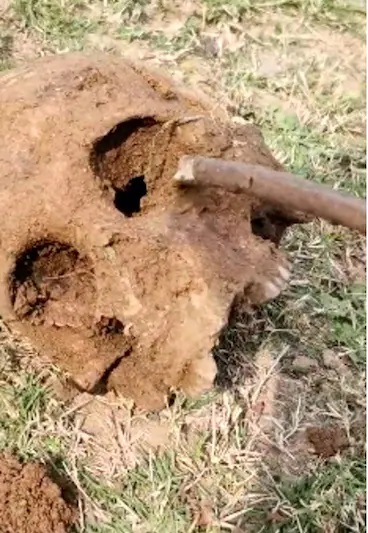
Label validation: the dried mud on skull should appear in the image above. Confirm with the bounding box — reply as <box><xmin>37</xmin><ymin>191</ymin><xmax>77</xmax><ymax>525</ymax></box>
<box><xmin>0</xmin><ymin>453</ymin><xmax>76</xmax><ymax>533</ymax></box>
<box><xmin>0</xmin><ymin>52</ymin><xmax>305</xmax><ymax>410</ymax></box>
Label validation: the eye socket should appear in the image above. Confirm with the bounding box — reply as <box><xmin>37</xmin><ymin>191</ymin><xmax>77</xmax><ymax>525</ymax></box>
<box><xmin>9</xmin><ymin>240</ymin><xmax>95</xmax><ymax>322</ymax></box>
<box><xmin>90</xmin><ymin>117</ymin><xmax>158</xmax><ymax>218</ymax></box>
<box><xmin>251</xmin><ymin>216</ymin><xmax>273</xmax><ymax>240</ymax></box>
<box><xmin>113</xmin><ymin>175</ymin><xmax>147</xmax><ymax>217</ymax></box>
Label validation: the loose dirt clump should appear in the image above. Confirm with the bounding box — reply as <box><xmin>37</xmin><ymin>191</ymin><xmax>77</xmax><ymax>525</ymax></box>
<box><xmin>0</xmin><ymin>52</ymin><xmax>306</xmax><ymax>410</ymax></box>
<box><xmin>0</xmin><ymin>453</ymin><xmax>76</xmax><ymax>533</ymax></box>
<box><xmin>306</xmin><ymin>425</ymin><xmax>349</xmax><ymax>458</ymax></box>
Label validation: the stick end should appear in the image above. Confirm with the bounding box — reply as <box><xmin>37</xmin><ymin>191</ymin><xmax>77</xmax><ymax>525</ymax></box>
<box><xmin>173</xmin><ymin>155</ymin><xmax>196</xmax><ymax>185</ymax></box>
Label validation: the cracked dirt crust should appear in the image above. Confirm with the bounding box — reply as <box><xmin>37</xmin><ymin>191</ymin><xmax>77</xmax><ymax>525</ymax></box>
<box><xmin>0</xmin><ymin>52</ymin><xmax>303</xmax><ymax>410</ymax></box>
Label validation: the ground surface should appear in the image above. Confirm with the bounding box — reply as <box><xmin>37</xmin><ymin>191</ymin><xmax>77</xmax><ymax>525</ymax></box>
<box><xmin>0</xmin><ymin>452</ymin><xmax>76</xmax><ymax>533</ymax></box>
<box><xmin>0</xmin><ymin>1</ymin><xmax>366</xmax><ymax>532</ymax></box>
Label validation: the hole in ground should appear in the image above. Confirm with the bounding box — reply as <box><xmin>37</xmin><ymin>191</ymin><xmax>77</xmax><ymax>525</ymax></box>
<box><xmin>90</xmin><ymin>117</ymin><xmax>160</xmax><ymax>216</ymax></box>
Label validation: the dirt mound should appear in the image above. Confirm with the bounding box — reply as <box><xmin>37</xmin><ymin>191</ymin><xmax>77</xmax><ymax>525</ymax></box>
<box><xmin>0</xmin><ymin>454</ymin><xmax>76</xmax><ymax>533</ymax></box>
<box><xmin>306</xmin><ymin>425</ymin><xmax>349</xmax><ymax>458</ymax></box>
<box><xmin>0</xmin><ymin>52</ymin><xmax>305</xmax><ymax>410</ymax></box>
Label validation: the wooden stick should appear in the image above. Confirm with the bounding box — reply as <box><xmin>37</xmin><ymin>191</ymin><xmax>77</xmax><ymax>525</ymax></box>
<box><xmin>174</xmin><ymin>155</ymin><xmax>366</xmax><ymax>235</ymax></box>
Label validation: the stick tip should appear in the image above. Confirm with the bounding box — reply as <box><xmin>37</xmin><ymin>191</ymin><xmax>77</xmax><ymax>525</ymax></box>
<box><xmin>173</xmin><ymin>155</ymin><xmax>195</xmax><ymax>185</ymax></box>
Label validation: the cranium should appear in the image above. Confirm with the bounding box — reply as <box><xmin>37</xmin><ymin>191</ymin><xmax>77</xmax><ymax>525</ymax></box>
<box><xmin>0</xmin><ymin>53</ymin><xmax>303</xmax><ymax>410</ymax></box>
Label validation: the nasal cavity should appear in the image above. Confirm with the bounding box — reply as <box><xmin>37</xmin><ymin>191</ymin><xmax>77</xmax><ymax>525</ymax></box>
<box><xmin>113</xmin><ymin>175</ymin><xmax>147</xmax><ymax>217</ymax></box>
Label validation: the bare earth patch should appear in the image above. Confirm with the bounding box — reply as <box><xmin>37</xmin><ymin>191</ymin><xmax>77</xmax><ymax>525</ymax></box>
<box><xmin>0</xmin><ymin>453</ymin><xmax>76</xmax><ymax>533</ymax></box>
<box><xmin>306</xmin><ymin>425</ymin><xmax>349</xmax><ymax>458</ymax></box>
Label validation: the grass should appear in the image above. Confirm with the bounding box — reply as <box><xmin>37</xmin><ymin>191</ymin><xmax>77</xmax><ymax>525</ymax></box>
<box><xmin>0</xmin><ymin>0</ymin><xmax>366</xmax><ymax>532</ymax></box>
<box><xmin>12</xmin><ymin>0</ymin><xmax>96</xmax><ymax>50</ymax></box>
<box><xmin>262</xmin><ymin>457</ymin><xmax>366</xmax><ymax>531</ymax></box>
<box><xmin>0</xmin><ymin>29</ymin><xmax>13</xmax><ymax>69</ymax></box>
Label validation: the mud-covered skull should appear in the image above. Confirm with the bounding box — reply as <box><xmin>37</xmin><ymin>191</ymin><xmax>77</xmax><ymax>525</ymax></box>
<box><xmin>0</xmin><ymin>53</ymin><xmax>300</xmax><ymax>410</ymax></box>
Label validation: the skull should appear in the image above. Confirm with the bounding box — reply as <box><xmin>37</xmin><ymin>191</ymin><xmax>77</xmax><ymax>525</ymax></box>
<box><xmin>0</xmin><ymin>53</ymin><xmax>301</xmax><ymax>410</ymax></box>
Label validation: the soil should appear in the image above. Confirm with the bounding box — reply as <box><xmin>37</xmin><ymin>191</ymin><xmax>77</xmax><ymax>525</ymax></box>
<box><xmin>0</xmin><ymin>454</ymin><xmax>76</xmax><ymax>533</ymax></box>
<box><xmin>306</xmin><ymin>425</ymin><xmax>349</xmax><ymax>458</ymax></box>
<box><xmin>0</xmin><ymin>52</ymin><xmax>306</xmax><ymax>410</ymax></box>
<box><xmin>11</xmin><ymin>242</ymin><xmax>95</xmax><ymax>329</ymax></box>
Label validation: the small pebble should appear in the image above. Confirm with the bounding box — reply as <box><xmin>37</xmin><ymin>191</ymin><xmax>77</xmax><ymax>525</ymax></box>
<box><xmin>292</xmin><ymin>355</ymin><xmax>318</xmax><ymax>374</ymax></box>
<box><xmin>322</xmin><ymin>349</ymin><xmax>338</xmax><ymax>369</ymax></box>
